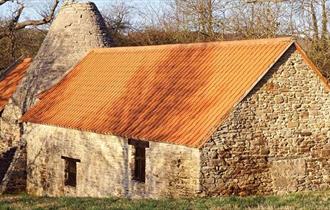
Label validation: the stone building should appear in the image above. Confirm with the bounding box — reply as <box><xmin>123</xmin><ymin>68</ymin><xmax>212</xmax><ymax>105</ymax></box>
<box><xmin>0</xmin><ymin>2</ymin><xmax>110</xmax><ymax>193</ymax></box>
<box><xmin>0</xmin><ymin>58</ymin><xmax>32</xmax><ymax>193</ymax></box>
<box><xmin>21</xmin><ymin>37</ymin><xmax>330</xmax><ymax>198</ymax></box>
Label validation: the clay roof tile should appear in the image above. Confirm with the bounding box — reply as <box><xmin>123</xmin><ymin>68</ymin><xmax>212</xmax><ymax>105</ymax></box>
<box><xmin>0</xmin><ymin>58</ymin><xmax>32</xmax><ymax>110</ymax></box>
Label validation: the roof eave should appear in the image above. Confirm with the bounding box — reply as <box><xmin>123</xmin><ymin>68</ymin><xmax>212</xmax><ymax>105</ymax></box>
<box><xmin>294</xmin><ymin>42</ymin><xmax>330</xmax><ymax>91</ymax></box>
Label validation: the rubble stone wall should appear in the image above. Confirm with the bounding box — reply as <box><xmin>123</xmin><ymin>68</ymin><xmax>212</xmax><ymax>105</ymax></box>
<box><xmin>200</xmin><ymin>46</ymin><xmax>330</xmax><ymax>196</ymax></box>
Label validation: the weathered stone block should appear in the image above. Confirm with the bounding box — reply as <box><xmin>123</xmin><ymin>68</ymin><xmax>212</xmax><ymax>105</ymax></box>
<box><xmin>274</xmin><ymin>95</ymin><xmax>284</xmax><ymax>104</ymax></box>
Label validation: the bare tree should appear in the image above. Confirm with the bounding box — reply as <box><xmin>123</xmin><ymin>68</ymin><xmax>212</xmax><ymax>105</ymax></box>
<box><xmin>320</xmin><ymin>0</ymin><xmax>328</xmax><ymax>48</ymax></box>
<box><xmin>101</xmin><ymin>1</ymin><xmax>134</xmax><ymax>46</ymax></box>
<box><xmin>0</xmin><ymin>0</ymin><xmax>61</xmax><ymax>72</ymax></box>
<box><xmin>0</xmin><ymin>0</ymin><xmax>60</xmax><ymax>40</ymax></box>
<box><xmin>102</xmin><ymin>1</ymin><xmax>132</xmax><ymax>36</ymax></box>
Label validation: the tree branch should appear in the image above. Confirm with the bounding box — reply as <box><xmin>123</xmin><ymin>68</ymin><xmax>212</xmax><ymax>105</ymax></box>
<box><xmin>10</xmin><ymin>2</ymin><xmax>24</xmax><ymax>28</ymax></box>
<box><xmin>14</xmin><ymin>0</ymin><xmax>59</xmax><ymax>30</ymax></box>
<box><xmin>0</xmin><ymin>0</ymin><xmax>12</xmax><ymax>6</ymax></box>
<box><xmin>0</xmin><ymin>0</ymin><xmax>59</xmax><ymax>41</ymax></box>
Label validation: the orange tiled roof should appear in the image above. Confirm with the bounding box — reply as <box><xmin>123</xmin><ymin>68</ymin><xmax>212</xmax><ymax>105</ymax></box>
<box><xmin>21</xmin><ymin>38</ymin><xmax>325</xmax><ymax>148</ymax></box>
<box><xmin>0</xmin><ymin>58</ymin><xmax>32</xmax><ymax>110</ymax></box>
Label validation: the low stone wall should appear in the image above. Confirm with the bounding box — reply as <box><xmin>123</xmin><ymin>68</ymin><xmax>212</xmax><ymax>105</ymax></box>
<box><xmin>200</xmin><ymin>47</ymin><xmax>330</xmax><ymax>196</ymax></box>
<box><xmin>25</xmin><ymin>124</ymin><xmax>200</xmax><ymax>198</ymax></box>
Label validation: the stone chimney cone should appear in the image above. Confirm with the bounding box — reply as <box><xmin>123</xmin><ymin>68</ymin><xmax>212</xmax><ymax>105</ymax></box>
<box><xmin>14</xmin><ymin>2</ymin><xmax>111</xmax><ymax>110</ymax></box>
<box><xmin>0</xmin><ymin>2</ymin><xmax>110</xmax><ymax>193</ymax></box>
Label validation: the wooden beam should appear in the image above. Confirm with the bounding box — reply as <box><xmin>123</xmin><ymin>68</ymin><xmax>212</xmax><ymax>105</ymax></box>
<box><xmin>128</xmin><ymin>139</ymin><xmax>149</xmax><ymax>148</ymax></box>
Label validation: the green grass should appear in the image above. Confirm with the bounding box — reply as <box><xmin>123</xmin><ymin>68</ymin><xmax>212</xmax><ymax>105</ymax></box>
<box><xmin>0</xmin><ymin>190</ymin><xmax>329</xmax><ymax>210</ymax></box>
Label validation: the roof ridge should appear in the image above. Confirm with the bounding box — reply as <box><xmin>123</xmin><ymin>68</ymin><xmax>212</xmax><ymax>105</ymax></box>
<box><xmin>92</xmin><ymin>37</ymin><xmax>293</xmax><ymax>53</ymax></box>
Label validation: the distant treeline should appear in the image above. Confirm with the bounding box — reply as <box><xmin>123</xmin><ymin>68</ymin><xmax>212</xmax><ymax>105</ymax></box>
<box><xmin>1</xmin><ymin>0</ymin><xmax>330</xmax><ymax>79</ymax></box>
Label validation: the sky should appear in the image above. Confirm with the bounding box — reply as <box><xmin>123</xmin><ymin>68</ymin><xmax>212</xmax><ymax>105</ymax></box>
<box><xmin>0</xmin><ymin>0</ymin><xmax>165</xmax><ymax>22</ymax></box>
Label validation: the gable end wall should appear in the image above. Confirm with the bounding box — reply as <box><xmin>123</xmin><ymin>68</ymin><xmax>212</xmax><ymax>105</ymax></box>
<box><xmin>200</xmin><ymin>46</ymin><xmax>330</xmax><ymax>196</ymax></box>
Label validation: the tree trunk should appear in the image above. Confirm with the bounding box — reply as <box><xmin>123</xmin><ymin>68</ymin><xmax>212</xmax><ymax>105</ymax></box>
<box><xmin>321</xmin><ymin>0</ymin><xmax>328</xmax><ymax>49</ymax></box>
<box><xmin>311</xmin><ymin>1</ymin><xmax>319</xmax><ymax>40</ymax></box>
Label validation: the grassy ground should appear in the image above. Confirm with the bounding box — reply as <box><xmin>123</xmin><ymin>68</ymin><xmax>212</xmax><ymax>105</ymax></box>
<box><xmin>0</xmin><ymin>191</ymin><xmax>329</xmax><ymax>210</ymax></box>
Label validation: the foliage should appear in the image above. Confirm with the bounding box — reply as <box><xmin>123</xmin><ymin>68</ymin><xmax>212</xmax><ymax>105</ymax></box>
<box><xmin>0</xmin><ymin>29</ymin><xmax>46</xmax><ymax>71</ymax></box>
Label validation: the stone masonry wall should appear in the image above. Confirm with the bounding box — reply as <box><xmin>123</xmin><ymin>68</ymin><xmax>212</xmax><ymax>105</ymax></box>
<box><xmin>0</xmin><ymin>102</ymin><xmax>26</xmax><ymax>193</ymax></box>
<box><xmin>200</xmin><ymin>46</ymin><xmax>330</xmax><ymax>196</ymax></box>
<box><xmin>25</xmin><ymin>124</ymin><xmax>200</xmax><ymax>198</ymax></box>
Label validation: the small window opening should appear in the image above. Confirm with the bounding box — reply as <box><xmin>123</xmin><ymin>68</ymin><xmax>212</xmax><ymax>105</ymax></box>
<box><xmin>134</xmin><ymin>146</ymin><xmax>146</xmax><ymax>182</ymax></box>
<box><xmin>61</xmin><ymin>156</ymin><xmax>80</xmax><ymax>187</ymax></box>
<box><xmin>128</xmin><ymin>139</ymin><xmax>149</xmax><ymax>183</ymax></box>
